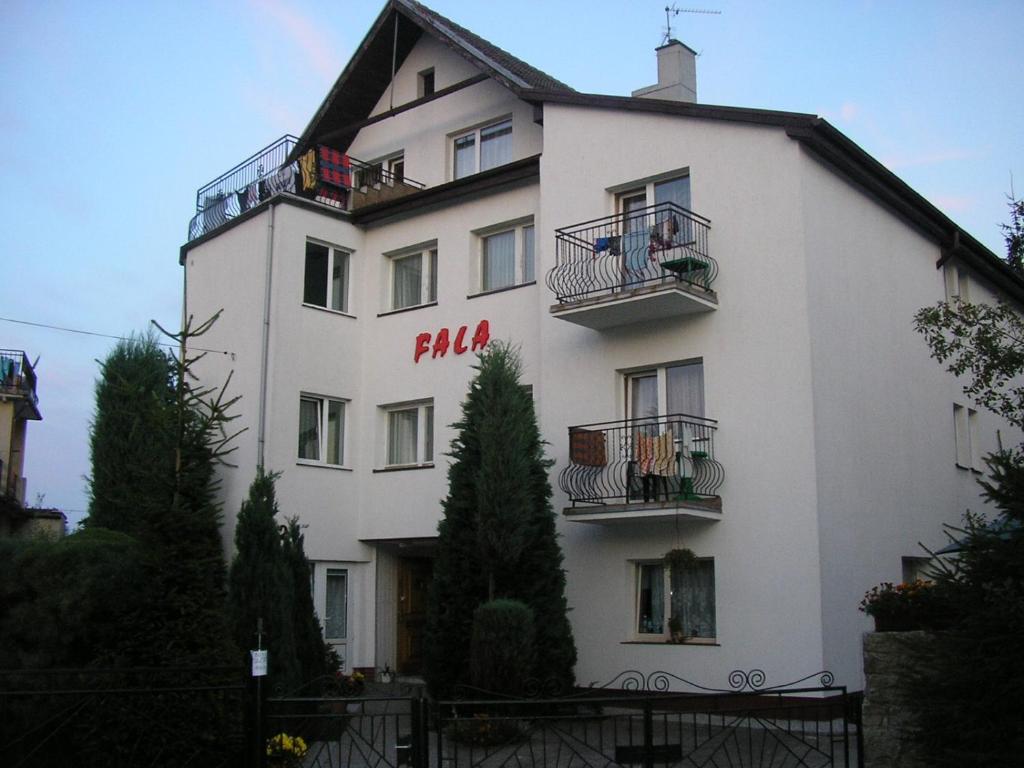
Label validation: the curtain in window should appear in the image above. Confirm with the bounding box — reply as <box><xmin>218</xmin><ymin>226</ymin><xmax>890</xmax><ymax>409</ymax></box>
<box><xmin>298</xmin><ymin>398</ymin><xmax>320</xmax><ymax>460</ymax></box>
<box><xmin>424</xmin><ymin>405</ymin><xmax>434</xmax><ymax>462</ymax></box>
<box><xmin>667</xmin><ymin>362</ymin><xmax>704</xmax><ymax>418</ymax></box>
<box><xmin>654</xmin><ymin>176</ymin><xmax>692</xmax><ymax>241</ymax></box>
<box><xmin>480</xmin><ymin>120</ymin><xmax>512</xmax><ymax>171</ymax></box>
<box><xmin>325</xmin><ymin>569</ymin><xmax>348</xmax><ymax>639</ymax></box>
<box><xmin>671</xmin><ymin>560</ymin><xmax>716</xmax><ymax>638</ymax></box>
<box><xmin>629</xmin><ymin>373</ymin><xmax>658</xmax><ymax>420</ymax></box>
<box><xmin>331</xmin><ymin>253</ymin><xmax>347</xmax><ymax>312</ymax></box>
<box><xmin>483</xmin><ymin>231</ymin><xmax>515</xmax><ymax>291</ymax></box>
<box><xmin>454</xmin><ymin>134</ymin><xmax>476</xmax><ymax>178</ymax></box>
<box><xmin>428</xmin><ymin>250</ymin><xmax>438</xmax><ymax>303</ymax></box>
<box><xmin>638</xmin><ymin>563</ymin><xmax>664</xmax><ymax>634</ymax></box>
<box><xmin>393</xmin><ymin>255</ymin><xmax>422</xmax><ymax>309</ymax></box>
<box><xmin>388</xmin><ymin>409</ymin><xmax>418</xmax><ymax>465</ymax></box>
<box><xmin>522</xmin><ymin>226</ymin><xmax>535</xmax><ymax>283</ymax></box>
<box><xmin>327</xmin><ymin>400</ymin><xmax>344</xmax><ymax>465</ymax></box>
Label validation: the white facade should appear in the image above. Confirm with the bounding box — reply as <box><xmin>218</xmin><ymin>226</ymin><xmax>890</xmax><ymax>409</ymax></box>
<box><xmin>182</xmin><ymin>0</ymin><xmax>1020</xmax><ymax>689</ymax></box>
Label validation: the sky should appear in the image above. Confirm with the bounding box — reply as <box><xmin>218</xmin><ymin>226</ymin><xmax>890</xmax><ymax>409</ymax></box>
<box><xmin>1</xmin><ymin>0</ymin><xmax>1021</xmax><ymax>528</ymax></box>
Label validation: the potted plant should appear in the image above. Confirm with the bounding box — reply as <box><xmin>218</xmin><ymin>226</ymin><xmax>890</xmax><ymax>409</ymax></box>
<box><xmin>266</xmin><ymin>732</ymin><xmax>308</xmax><ymax>767</ymax></box>
<box><xmin>859</xmin><ymin>579</ymin><xmax>941</xmax><ymax>632</ymax></box>
<box><xmin>664</xmin><ymin>547</ymin><xmax>699</xmax><ymax>573</ymax></box>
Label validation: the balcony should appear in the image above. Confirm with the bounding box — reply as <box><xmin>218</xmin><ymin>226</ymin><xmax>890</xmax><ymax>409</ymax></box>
<box><xmin>186</xmin><ymin>135</ymin><xmax>425</xmax><ymax>243</ymax></box>
<box><xmin>546</xmin><ymin>203</ymin><xmax>717</xmax><ymax>329</ymax></box>
<box><xmin>558</xmin><ymin>414</ymin><xmax>723</xmax><ymax>524</ymax></box>
<box><xmin>0</xmin><ymin>350</ymin><xmax>41</xmax><ymax>421</ymax></box>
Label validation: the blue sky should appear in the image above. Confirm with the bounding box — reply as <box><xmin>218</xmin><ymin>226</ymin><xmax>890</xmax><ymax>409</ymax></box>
<box><xmin>1</xmin><ymin>0</ymin><xmax>1021</xmax><ymax>527</ymax></box>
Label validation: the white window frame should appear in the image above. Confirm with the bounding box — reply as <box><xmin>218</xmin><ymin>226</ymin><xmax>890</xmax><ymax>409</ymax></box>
<box><xmin>624</xmin><ymin>359</ymin><xmax>705</xmax><ymax>420</ymax></box>
<box><xmin>303</xmin><ymin>241</ymin><xmax>351</xmax><ymax>315</ymax></box>
<box><xmin>297</xmin><ymin>394</ymin><xmax>347</xmax><ymax>467</ymax></box>
<box><xmin>387</xmin><ymin>244</ymin><xmax>438</xmax><ymax>311</ymax></box>
<box><xmin>476</xmin><ymin>219</ymin><xmax>535</xmax><ymax>293</ymax></box>
<box><xmin>452</xmin><ymin>117</ymin><xmax>513</xmax><ymax>180</ymax></box>
<box><xmin>383</xmin><ymin>400</ymin><xmax>435</xmax><ymax>468</ymax></box>
<box><xmin>634</xmin><ymin>558</ymin><xmax>716</xmax><ymax>643</ymax></box>
<box><xmin>324</xmin><ymin>567</ymin><xmax>349</xmax><ymax>641</ymax></box>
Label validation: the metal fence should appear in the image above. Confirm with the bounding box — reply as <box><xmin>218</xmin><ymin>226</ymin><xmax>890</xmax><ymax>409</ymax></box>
<box><xmin>548</xmin><ymin>203</ymin><xmax>715</xmax><ymax>303</ymax></box>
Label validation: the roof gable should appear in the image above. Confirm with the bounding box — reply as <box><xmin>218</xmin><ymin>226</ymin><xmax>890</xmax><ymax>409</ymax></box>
<box><xmin>294</xmin><ymin>0</ymin><xmax>571</xmax><ymax>157</ymax></box>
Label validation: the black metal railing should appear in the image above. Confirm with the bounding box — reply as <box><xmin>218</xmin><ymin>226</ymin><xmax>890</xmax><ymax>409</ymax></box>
<box><xmin>547</xmin><ymin>202</ymin><xmax>715</xmax><ymax>303</ymax></box>
<box><xmin>560</xmin><ymin>413</ymin><xmax>723</xmax><ymax>506</ymax></box>
<box><xmin>0</xmin><ymin>350</ymin><xmax>37</xmax><ymax>407</ymax></box>
<box><xmin>186</xmin><ymin>136</ymin><xmax>427</xmax><ymax>242</ymax></box>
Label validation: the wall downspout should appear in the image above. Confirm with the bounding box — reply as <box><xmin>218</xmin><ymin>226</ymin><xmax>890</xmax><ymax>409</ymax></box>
<box><xmin>257</xmin><ymin>204</ymin><xmax>275</xmax><ymax>468</ymax></box>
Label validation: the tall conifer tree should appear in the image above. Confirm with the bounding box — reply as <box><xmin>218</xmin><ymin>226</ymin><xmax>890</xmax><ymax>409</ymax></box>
<box><xmin>426</xmin><ymin>343</ymin><xmax>576</xmax><ymax>696</ymax></box>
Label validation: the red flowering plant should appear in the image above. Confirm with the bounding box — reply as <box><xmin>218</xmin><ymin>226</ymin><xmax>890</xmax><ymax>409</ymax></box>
<box><xmin>859</xmin><ymin>579</ymin><xmax>947</xmax><ymax>632</ymax></box>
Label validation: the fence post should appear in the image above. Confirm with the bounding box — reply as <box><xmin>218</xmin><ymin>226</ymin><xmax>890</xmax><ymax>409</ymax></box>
<box><xmin>643</xmin><ymin>700</ymin><xmax>654</xmax><ymax>768</ymax></box>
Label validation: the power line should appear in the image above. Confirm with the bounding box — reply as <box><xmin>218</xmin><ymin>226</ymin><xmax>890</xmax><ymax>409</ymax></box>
<box><xmin>0</xmin><ymin>316</ymin><xmax>234</xmax><ymax>357</ymax></box>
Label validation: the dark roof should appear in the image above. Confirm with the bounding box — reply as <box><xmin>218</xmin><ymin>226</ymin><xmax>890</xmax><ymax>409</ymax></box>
<box><xmin>292</xmin><ymin>0</ymin><xmax>571</xmax><ymax>159</ymax></box>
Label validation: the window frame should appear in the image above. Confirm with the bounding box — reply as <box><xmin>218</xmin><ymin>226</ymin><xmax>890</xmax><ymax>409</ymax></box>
<box><xmin>475</xmin><ymin>219</ymin><xmax>535</xmax><ymax>294</ymax></box>
<box><xmin>624</xmin><ymin>359</ymin><xmax>705</xmax><ymax>421</ymax></box>
<box><xmin>452</xmin><ymin>117</ymin><xmax>513</xmax><ymax>180</ymax></box>
<box><xmin>297</xmin><ymin>394</ymin><xmax>348</xmax><ymax>468</ymax></box>
<box><xmin>633</xmin><ymin>558</ymin><xmax>717</xmax><ymax>643</ymax></box>
<box><xmin>387</xmin><ymin>244</ymin><xmax>438</xmax><ymax>312</ymax></box>
<box><xmin>303</xmin><ymin>240</ymin><xmax>351</xmax><ymax>315</ymax></box>
<box><xmin>418</xmin><ymin>68</ymin><xmax>435</xmax><ymax>98</ymax></box>
<box><xmin>383</xmin><ymin>400</ymin><xmax>435</xmax><ymax>468</ymax></box>
<box><xmin>324</xmin><ymin>567</ymin><xmax>349</xmax><ymax>641</ymax></box>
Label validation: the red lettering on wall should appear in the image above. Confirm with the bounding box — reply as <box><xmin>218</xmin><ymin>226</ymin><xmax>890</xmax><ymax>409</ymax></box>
<box><xmin>471</xmin><ymin>319</ymin><xmax>490</xmax><ymax>351</ymax></box>
<box><xmin>453</xmin><ymin>325</ymin><xmax>469</xmax><ymax>354</ymax></box>
<box><xmin>432</xmin><ymin>328</ymin><xmax>450</xmax><ymax>358</ymax></box>
<box><xmin>414</xmin><ymin>332</ymin><xmax>431</xmax><ymax>363</ymax></box>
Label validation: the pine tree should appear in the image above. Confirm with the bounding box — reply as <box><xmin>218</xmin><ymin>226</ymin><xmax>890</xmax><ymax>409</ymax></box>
<box><xmin>426</xmin><ymin>343</ymin><xmax>576</xmax><ymax>697</ymax></box>
<box><xmin>282</xmin><ymin>516</ymin><xmax>329</xmax><ymax>689</ymax></box>
<box><xmin>227</xmin><ymin>469</ymin><xmax>299</xmax><ymax>692</ymax></box>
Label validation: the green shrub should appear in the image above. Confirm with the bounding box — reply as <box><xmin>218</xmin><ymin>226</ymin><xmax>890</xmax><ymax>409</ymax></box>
<box><xmin>470</xmin><ymin>599</ymin><xmax>535</xmax><ymax>696</ymax></box>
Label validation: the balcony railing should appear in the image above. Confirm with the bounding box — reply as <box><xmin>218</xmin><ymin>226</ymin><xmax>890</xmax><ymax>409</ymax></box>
<box><xmin>186</xmin><ymin>136</ymin><xmax>424</xmax><ymax>242</ymax></box>
<box><xmin>0</xmin><ymin>350</ymin><xmax>38</xmax><ymax>408</ymax></box>
<box><xmin>547</xmin><ymin>203</ymin><xmax>715</xmax><ymax>303</ymax></box>
<box><xmin>559</xmin><ymin>414</ymin><xmax>723</xmax><ymax>506</ymax></box>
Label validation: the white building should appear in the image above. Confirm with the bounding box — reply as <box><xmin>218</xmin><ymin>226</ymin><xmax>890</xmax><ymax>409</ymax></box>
<box><xmin>181</xmin><ymin>0</ymin><xmax>1020</xmax><ymax>691</ymax></box>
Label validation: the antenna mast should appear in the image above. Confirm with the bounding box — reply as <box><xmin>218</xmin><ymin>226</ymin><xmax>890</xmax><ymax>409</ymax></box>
<box><xmin>663</xmin><ymin>5</ymin><xmax>721</xmax><ymax>45</ymax></box>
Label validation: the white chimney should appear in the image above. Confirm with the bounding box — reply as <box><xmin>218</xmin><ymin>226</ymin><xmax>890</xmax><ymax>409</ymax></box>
<box><xmin>632</xmin><ymin>39</ymin><xmax>697</xmax><ymax>103</ymax></box>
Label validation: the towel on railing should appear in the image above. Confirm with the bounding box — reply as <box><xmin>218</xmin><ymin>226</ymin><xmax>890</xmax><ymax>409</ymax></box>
<box><xmin>264</xmin><ymin>164</ymin><xmax>296</xmax><ymax>196</ymax></box>
<box><xmin>317</xmin><ymin>146</ymin><xmax>351</xmax><ymax>190</ymax></box>
<box><xmin>570</xmin><ymin>429</ymin><xmax>607</xmax><ymax>467</ymax></box>
<box><xmin>299</xmin><ymin>149</ymin><xmax>318</xmax><ymax>192</ymax></box>
<box><xmin>652</xmin><ymin>432</ymin><xmax>676</xmax><ymax>477</ymax></box>
<box><xmin>635</xmin><ymin>434</ymin><xmax>655</xmax><ymax>475</ymax></box>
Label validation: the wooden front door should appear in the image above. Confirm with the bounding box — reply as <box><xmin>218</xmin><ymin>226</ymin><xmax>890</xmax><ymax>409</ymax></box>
<box><xmin>396</xmin><ymin>557</ymin><xmax>432</xmax><ymax>674</ymax></box>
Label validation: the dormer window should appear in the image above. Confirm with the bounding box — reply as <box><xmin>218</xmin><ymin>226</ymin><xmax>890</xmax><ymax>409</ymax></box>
<box><xmin>453</xmin><ymin>119</ymin><xmax>512</xmax><ymax>180</ymax></box>
<box><xmin>418</xmin><ymin>68</ymin><xmax>435</xmax><ymax>98</ymax></box>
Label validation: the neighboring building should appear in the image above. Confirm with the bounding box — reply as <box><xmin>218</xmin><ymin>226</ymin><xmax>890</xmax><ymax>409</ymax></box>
<box><xmin>0</xmin><ymin>349</ymin><xmax>52</xmax><ymax>537</ymax></box>
<box><xmin>180</xmin><ymin>0</ymin><xmax>1020</xmax><ymax>689</ymax></box>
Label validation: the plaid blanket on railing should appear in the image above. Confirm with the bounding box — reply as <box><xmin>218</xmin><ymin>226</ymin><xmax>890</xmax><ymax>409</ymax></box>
<box><xmin>315</xmin><ymin>146</ymin><xmax>350</xmax><ymax>204</ymax></box>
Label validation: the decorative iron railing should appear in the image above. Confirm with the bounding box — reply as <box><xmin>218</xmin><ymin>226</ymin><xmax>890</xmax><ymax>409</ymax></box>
<box><xmin>186</xmin><ymin>136</ymin><xmax>425</xmax><ymax>241</ymax></box>
<box><xmin>547</xmin><ymin>202</ymin><xmax>715</xmax><ymax>302</ymax></box>
<box><xmin>0</xmin><ymin>350</ymin><xmax>37</xmax><ymax>407</ymax></box>
<box><xmin>560</xmin><ymin>413</ymin><xmax>723</xmax><ymax>506</ymax></box>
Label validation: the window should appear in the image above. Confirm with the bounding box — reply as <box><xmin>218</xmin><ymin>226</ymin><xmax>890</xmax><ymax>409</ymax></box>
<box><xmin>418</xmin><ymin>68</ymin><xmax>435</xmax><ymax>98</ymax></box>
<box><xmin>902</xmin><ymin>556</ymin><xmax>933</xmax><ymax>584</ymax></box>
<box><xmin>298</xmin><ymin>395</ymin><xmax>345</xmax><ymax>465</ymax></box>
<box><xmin>953</xmin><ymin>403</ymin><xmax>982</xmax><ymax>471</ymax></box>
<box><xmin>385</xmin><ymin>401</ymin><xmax>434</xmax><ymax>467</ymax></box>
<box><xmin>325</xmin><ymin>568</ymin><xmax>348</xmax><ymax>639</ymax></box>
<box><xmin>388</xmin><ymin>155</ymin><xmax>405</xmax><ymax>185</ymax></box>
<box><xmin>389</xmin><ymin>246</ymin><xmax>437</xmax><ymax>310</ymax></box>
<box><xmin>479</xmin><ymin>221</ymin><xmax>535</xmax><ymax>292</ymax></box>
<box><xmin>453</xmin><ymin>118</ymin><xmax>512</xmax><ymax>179</ymax></box>
<box><xmin>627</xmin><ymin>360</ymin><xmax>704</xmax><ymax>420</ymax></box>
<box><xmin>636</xmin><ymin>559</ymin><xmax>716</xmax><ymax>640</ymax></box>
<box><xmin>303</xmin><ymin>241</ymin><xmax>350</xmax><ymax>313</ymax></box>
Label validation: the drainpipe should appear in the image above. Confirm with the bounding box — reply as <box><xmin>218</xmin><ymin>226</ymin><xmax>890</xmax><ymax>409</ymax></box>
<box><xmin>257</xmin><ymin>204</ymin><xmax>275</xmax><ymax>468</ymax></box>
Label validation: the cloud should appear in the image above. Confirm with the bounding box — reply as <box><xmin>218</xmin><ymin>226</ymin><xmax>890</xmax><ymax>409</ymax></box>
<box><xmin>930</xmin><ymin>195</ymin><xmax>975</xmax><ymax>213</ymax></box>
<box><xmin>881</xmin><ymin>148</ymin><xmax>980</xmax><ymax>170</ymax></box>
<box><xmin>249</xmin><ymin>0</ymin><xmax>340</xmax><ymax>82</ymax></box>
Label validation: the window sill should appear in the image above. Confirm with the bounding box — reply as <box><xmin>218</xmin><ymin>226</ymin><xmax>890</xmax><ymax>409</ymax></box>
<box><xmin>467</xmin><ymin>281</ymin><xmax>536</xmax><ymax>300</ymax></box>
<box><xmin>372</xmin><ymin>463</ymin><xmax>435</xmax><ymax>473</ymax></box>
<box><xmin>378</xmin><ymin>301</ymin><xmax>438</xmax><ymax>317</ymax></box>
<box><xmin>302</xmin><ymin>303</ymin><xmax>356</xmax><ymax>319</ymax></box>
<box><xmin>621</xmin><ymin>639</ymin><xmax>720</xmax><ymax>647</ymax></box>
<box><xmin>296</xmin><ymin>460</ymin><xmax>352</xmax><ymax>471</ymax></box>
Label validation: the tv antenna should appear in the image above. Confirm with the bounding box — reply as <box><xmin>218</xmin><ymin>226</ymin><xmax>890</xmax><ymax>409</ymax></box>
<box><xmin>663</xmin><ymin>5</ymin><xmax>721</xmax><ymax>45</ymax></box>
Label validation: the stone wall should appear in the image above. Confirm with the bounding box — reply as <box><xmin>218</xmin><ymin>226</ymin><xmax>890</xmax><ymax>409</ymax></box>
<box><xmin>861</xmin><ymin>631</ymin><xmax>931</xmax><ymax>768</ymax></box>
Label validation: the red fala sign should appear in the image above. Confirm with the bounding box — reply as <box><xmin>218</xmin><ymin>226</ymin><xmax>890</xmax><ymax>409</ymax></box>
<box><xmin>414</xmin><ymin>320</ymin><xmax>490</xmax><ymax>363</ymax></box>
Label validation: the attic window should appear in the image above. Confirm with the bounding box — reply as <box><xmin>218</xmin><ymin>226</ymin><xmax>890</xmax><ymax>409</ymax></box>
<box><xmin>418</xmin><ymin>68</ymin><xmax>435</xmax><ymax>98</ymax></box>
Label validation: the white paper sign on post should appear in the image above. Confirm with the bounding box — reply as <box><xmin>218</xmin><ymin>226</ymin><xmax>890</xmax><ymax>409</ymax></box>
<box><xmin>251</xmin><ymin>649</ymin><xmax>268</xmax><ymax>677</ymax></box>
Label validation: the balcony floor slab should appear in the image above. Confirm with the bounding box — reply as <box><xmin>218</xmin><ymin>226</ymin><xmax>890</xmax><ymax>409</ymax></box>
<box><xmin>563</xmin><ymin>497</ymin><xmax>722</xmax><ymax>525</ymax></box>
<box><xmin>550</xmin><ymin>283</ymin><xmax>717</xmax><ymax>330</ymax></box>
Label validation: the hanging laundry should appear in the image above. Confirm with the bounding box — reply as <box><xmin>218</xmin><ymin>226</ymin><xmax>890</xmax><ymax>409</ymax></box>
<box><xmin>299</xmin><ymin>149</ymin><xmax>318</xmax><ymax>192</ymax></box>
<box><xmin>317</xmin><ymin>146</ymin><xmax>351</xmax><ymax>191</ymax></box>
<box><xmin>653</xmin><ymin>432</ymin><xmax>676</xmax><ymax>477</ymax></box>
<box><xmin>265</xmin><ymin>164</ymin><xmax>297</xmax><ymax>196</ymax></box>
<box><xmin>246</xmin><ymin>181</ymin><xmax>261</xmax><ymax>209</ymax></box>
<box><xmin>635</xmin><ymin>434</ymin><xmax>656</xmax><ymax>475</ymax></box>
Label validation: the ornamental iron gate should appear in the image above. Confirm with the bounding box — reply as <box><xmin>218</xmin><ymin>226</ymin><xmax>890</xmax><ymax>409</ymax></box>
<box><xmin>263</xmin><ymin>669</ymin><xmax>862</xmax><ymax>768</ymax></box>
